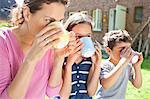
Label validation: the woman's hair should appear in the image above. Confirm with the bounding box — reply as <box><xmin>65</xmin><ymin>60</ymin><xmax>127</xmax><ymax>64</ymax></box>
<box><xmin>11</xmin><ymin>0</ymin><xmax>69</xmax><ymax>26</ymax></box>
<box><xmin>103</xmin><ymin>30</ymin><xmax>132</xmax><ymax>50</ymax></box>
<box><xmin>64</xmin><ymin>13</ymin><xmax>93</xmax><ymax>31</ymax></box>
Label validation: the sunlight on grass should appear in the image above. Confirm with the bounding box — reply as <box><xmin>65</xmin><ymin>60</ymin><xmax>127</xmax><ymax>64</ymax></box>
<box><xmin>126</xmin><ymin>58</ymin><xmax>150</xmax><ymax>99</ymax></box>
<box><xmin>126</xmin><ymin>69</ymin><xmax>150</xmax><ymax>99</ymax></box>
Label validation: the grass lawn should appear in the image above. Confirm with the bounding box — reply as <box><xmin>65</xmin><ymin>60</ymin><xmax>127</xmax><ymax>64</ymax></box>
<box><xmin>126</xmin><ymin>58</ymin><xmax>150</xmax><ymax>99</ymax></box>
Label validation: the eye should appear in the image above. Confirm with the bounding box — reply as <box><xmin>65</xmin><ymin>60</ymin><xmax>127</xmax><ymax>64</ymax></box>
<box><xmin>60</xmin><ymin>19</ymin><xmax>64</xmax><ymax>24</ymax></box>
<box><xmin>45</xmin><ymin>19</ymin><xmax>55</xmax><ymax>24</ymax></box>
<box><xmin>45</xmin><ymin>17</ymin><xmax>56</xmax><ymax>24</ymax></box>
<box><xmin>87</xmin><ymin>35</ymin><xmax>91</xmax><ymax>37</ymax></box>
<box><xmin>120</xmin><ymin>47</ymin><xmax>125</xmax><ymax>52</ymax></box>
<box><xmin>76</xmin><ymin>36</ymin><xmax>82</xmax><ymax>39</ymax></box>
<box><xmin>78</xmin><ymin>36</ymin><xmax>83</xmax><ymax>38</ymax></box>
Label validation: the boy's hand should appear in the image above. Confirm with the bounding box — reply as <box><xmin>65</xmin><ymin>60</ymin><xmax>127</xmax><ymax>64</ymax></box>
<box><xmin>133</xmin><ymin>53</ymin><xmax>144</xmax><ymax>69</ymax></box>
<box><xmin>120</xmin><ymin>47</ymin><xmax>134</xmax><ymax>67</ymax></box>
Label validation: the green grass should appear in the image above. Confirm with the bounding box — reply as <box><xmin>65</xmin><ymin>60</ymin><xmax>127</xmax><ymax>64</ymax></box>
<box><xmin>126</xmin><ymin>58</ymin><xmax>150</xmax><ymax>99</ymax></box>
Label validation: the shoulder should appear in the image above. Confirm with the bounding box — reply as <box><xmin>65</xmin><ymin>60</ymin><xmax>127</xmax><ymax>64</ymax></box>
<box><xmin>0</xmin><ymin>28</ymin><xmax>12</xmax><ymax>55</ymax></box>
<box><xmin>0</xmin><ymin>28</ymin><xmax>7</xmax><ymax>46</ymax></box>
<box><xmin>101</xmin><ymin>60</ymin><xmax>114</xmax><ymax>71</ymax></box>
<box><xmin>0</xmin><ymin>27</ymin><xmax>11</xmax><ymax>41</ymax></box>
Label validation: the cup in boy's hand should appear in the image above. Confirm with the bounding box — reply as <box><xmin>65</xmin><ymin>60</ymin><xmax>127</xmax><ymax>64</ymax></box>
<box><xmin>49</xmin><ymin>22</ymin><xmax>70</xmax><ymax>49</ymax></box>
<box><xmin>80</xmin><ymin>37</ymin><xmax>96</xmax><ymax>58</ymax></box>
<box><xmin>131</xmin><ymin>49</ymin><xmax>139</xmax><ymax>64</ymax></box>
<box><xmin>120</xmin><ymin>48</ymin><xmax>139</xmax><ymax>64</ymax></box>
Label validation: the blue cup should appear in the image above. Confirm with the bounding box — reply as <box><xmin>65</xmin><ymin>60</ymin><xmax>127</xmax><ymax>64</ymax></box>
<box><xmin>80</xmin><ymin>37</ymin><xmax>96</xmax><ymax>58</ymax></box>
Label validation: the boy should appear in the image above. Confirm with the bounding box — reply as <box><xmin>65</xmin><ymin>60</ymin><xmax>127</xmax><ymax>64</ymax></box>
<box><xmin>96</xmin><ymin>30</ymin><xmax>143</xmax><ymax>99</ymax></box>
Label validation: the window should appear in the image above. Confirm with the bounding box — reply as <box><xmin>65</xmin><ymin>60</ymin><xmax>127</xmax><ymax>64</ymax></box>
<box><xmin>109</xmin><ymin>5</ymin><xmax>127</xmax><ymax>31</ymax></box>
<box><xmin>134</xmin><ymin>6</ymin><xmax>143</xmax><ymax>23</ymax></box>
<box><xmin>92</xmin><ymin>8</ymin><xmax>102</xmax><ymax>32</ymax></box>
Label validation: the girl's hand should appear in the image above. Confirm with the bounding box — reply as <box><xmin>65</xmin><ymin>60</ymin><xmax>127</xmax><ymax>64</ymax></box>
<box><xmin>67</xmin><ymin>39</ymin><xmax>84</xmax><ymax>65</ymax></box>
<box><xmin>92</xmin><ymin>42</ymin><xmax>102</xmax><ymax>67</ymax></box>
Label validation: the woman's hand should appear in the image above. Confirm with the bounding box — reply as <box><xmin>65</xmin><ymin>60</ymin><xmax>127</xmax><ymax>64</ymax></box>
<box><xmin>7</xmin><ymin>24</ymin><xmax>63</xmax><ymax>99</ymax></box>
<box><xmin>54</xmin><ymin>31</ymin><xmax>77</xmax><ymax>59</ymax></box>
<box><xmin>25</xmin><ymin>24</ymin><xmax>63</xmax><ymax>64</ymax></box>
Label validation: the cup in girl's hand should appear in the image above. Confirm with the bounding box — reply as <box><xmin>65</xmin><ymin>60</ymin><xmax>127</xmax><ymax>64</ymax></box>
<box><xmin>80</xmin><ymin>37</ymin><xmax>96</xmax><ymax>58</ymax></box>
<box><xmin>49</xmin><ymin>22</ymin><xmax>70</xmax><ymax>49</ymax></box>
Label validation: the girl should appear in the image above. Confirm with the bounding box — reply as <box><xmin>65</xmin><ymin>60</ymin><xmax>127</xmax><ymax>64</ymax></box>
<box><xmin>60</xmin><ymin>13</ymin><xmax>102</xmax><ymax>99</ymax></box>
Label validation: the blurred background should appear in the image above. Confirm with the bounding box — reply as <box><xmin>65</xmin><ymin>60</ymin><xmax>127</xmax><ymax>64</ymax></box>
<box><xmin>0</xmin><ymin>0</ymin><xmax>150</xmax><ymax>99</ymax></box>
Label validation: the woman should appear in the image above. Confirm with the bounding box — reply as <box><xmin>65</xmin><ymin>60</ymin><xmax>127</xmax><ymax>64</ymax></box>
<box><xmin>60</xmin><ymin>13</ymin><xmax>102</xmax><ymax>99</ymax></box>
<box><xmin>0</xmin><ymin>0</ymin><xmax>76</xmax><ymax>99</ymax></box>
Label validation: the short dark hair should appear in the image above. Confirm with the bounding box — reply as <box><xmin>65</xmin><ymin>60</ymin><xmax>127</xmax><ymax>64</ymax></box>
<box><xmin>103</xmin><ymin>30</ymin><xmax>132</xmax><ymax>49</ymax></box>
<box><xmin>64</xmin><ymin>13</ymin><xmax>93</xmax><ymax>31</ymax></box>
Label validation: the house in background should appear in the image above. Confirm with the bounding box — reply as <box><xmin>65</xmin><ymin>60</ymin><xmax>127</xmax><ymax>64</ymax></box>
<box><xmin>66</xmin><ymin>0</ymin><xmax>150</xmax><ymax>56</ymax></box>
<box><xmin>0</xmin><ymin>0</ymin><xmax>149</xmax><ymax>56</ymax></box>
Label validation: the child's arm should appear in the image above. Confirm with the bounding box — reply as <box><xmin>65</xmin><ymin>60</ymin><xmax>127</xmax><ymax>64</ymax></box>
<box><xmin>87</xmin><ymin>64</ymin><xmax>101</xmax><ymax>96</ymax></box>
<box><xmin>101</xmin><ymin>48</ymin><xmax>133</xmax><ymax>90</ymax></box>
<box><xmin>131</xmin><ymin>53</ymin><xmax>143</xmax><ymax>88</ymax></box>
<box><xmin>100</xmin><ymin>62</ymin><xmax>126</xmax><ymax>90</ymax></box>
<box><xmin>60</xmin><ymin>39</ymin><xmax>84</xmax><ymax>98</ymax></box>
<box><xmin>87</xmin><ymin>48</ymin><xmax>101</xmax><ymax>96</ymax></box>
<box><xmin>59</xmin><ymin>59</ymin><xmax>73</xmax><ymax>99</ymax></box>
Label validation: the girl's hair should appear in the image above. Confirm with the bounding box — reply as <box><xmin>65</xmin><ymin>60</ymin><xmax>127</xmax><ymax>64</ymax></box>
<box><xmin>11</xmin><ymin>0</ymin><xmax>69</xmax><ymax>26</ymax></box>
<box><xmin>64</xmin><ymin>13</ymin><xmax>93</xmax><ymax>31</ymax></box>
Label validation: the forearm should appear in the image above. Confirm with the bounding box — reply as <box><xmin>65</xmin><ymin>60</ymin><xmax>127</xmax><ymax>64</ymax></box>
<box><xmin>101</xmin><ymin>63</ymin><xmax>125</xmax><ymax>90</ymax></box>
<box><xmin>132</xmin><ymin>66</ymin><xmax>142</xmax><ymax>88</ymax></box>
<box><xmin>48</xmin><ymin>56</ymin><xmax>64</xmax><ymax>87</ymax></box>
<box><xmin>87</xmin><ymin>66</ymin><xmax>100</xmax><ymax>96</ymax></box>
<box><xmin>8</xmin><ymin>60</ymin><xmax>36</xmax><ymax>99</ymax></box>
<box><xmin>60</xmin><ymin>66</ymin><xmax>72</xmax><ymax>99</ymax></box>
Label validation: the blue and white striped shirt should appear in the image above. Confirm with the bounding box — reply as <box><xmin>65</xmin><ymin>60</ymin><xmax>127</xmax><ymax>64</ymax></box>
<box><xmin>69</xmin><ymin>58</ymin><xmax>93</xmax><ymax>99</ymax></box>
